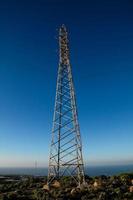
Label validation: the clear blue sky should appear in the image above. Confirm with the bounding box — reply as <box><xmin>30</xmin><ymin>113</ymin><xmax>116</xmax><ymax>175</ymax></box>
<box><xmin>0</xmin><ymin>0</ymin><xmax>133</xmax><ymax>167</ymax></box>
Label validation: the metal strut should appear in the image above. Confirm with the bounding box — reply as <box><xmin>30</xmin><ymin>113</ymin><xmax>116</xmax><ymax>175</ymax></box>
<box><xmin>48</xmin><ymin>25</ymin><xmax>85</xmax><ymax>186</ymax></box>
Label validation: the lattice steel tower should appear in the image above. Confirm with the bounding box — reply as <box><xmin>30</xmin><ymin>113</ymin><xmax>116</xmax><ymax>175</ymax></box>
<box><xmin>48</xmin><ymin>25</ymin><xmax>85</xmax><ymax>186</ymax></box>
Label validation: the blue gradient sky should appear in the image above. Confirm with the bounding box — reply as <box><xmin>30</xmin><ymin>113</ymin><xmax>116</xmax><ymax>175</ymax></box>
<box><xmin>0</xmin><ymin>0</ymin><xmax>133</xmax><ymax>167</ymax></box>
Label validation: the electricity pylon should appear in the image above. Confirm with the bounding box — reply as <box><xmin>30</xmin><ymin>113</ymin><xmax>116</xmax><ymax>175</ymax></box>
<box><xmin>48</xmin><ymin>25</ymin><xmax>85</xmax><ymax>186</ymax></box>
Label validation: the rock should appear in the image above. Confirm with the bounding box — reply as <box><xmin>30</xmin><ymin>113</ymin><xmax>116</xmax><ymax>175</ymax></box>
<box><xmin>129</xmin><ymin>186</ymin><xmax>133</xmax><ymax>193</ymax></box>
<box><xmin>52</xmin><ymin>180</ymin><xmax>60</xmax><ymax>188</ymax></box>
<box><xmin>43</xmin><ymin>184</ymin><xmax>49</xmax><ymax>191</ymax></box>
<box><xmin>93</xmin><ymin>181</ymin><xmax>98</xmax><ymax>188</ymax></box>
<box><xmin>93</xmin><ymin>179</ymin><xmax>103</xmax><ymax>188</ymax></box>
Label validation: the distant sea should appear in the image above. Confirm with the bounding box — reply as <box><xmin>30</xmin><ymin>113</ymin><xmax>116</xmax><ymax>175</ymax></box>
<box><xmin>0</xmin><ymin>165</ymin><xmax>132</xmax><ymax>176</ymax></box>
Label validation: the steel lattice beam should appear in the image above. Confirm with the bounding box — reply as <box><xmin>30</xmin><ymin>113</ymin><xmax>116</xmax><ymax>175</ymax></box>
<box><xmin>47</xmin><ymin>25</ymin><xmax>85</xmax><ymax>186</ymax></box>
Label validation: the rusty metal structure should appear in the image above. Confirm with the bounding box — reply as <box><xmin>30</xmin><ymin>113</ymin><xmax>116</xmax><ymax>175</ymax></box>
<box><xmin>47</xmin><ymin>25</ymin><xmax>85</xmax><ymax>186</ymax></box>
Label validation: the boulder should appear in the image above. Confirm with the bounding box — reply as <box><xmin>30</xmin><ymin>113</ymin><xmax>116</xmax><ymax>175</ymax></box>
<box><xmin>129</xmin><ymin>186</ymin><xmax>133</xmax><ymax>193</ymax></box>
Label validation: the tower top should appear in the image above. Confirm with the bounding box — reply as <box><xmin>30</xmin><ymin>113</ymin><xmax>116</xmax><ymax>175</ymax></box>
<box><xmin>59</xmin><ymin>25</ymin><xmax>69</xmax><ymax>65</ymax></box>
<box><xmin>60</xmin><ymin>24</ymin><xmax>67</xmax><ymax>30</ymax></box>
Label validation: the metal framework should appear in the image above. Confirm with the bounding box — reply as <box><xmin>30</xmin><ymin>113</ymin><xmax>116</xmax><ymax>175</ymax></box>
<box><xmin>48</xmin><ymin>25</ymin><xmax>85</xmax><ymax>186</ymax></box>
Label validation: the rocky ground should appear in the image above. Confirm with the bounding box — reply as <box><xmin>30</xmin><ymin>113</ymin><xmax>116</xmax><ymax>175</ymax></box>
<box><xmin>0</xmin><ymin>173</ymin><xmax>133</xmax><ymax>200</ymax></box>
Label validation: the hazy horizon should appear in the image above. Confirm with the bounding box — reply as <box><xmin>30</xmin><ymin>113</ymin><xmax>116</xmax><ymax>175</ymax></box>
<box><xmin>0</xmin><ymin>158</ymin><xmax>133</xmax><ymax>168</ymax></box>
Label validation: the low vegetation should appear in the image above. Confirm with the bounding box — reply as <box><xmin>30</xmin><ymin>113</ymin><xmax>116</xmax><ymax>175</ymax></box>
<box><xmin>0</xmin><ymin>173</ymin><xmax>133</xmax><ymax>200</ymax></box>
